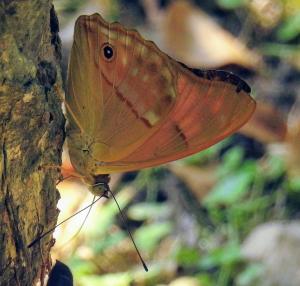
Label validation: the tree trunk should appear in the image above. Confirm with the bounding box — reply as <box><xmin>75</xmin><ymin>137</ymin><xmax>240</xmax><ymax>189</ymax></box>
<box><xmin>0</xmin><ymin>1</ymin><xmax>64</xmax><ymax>285</ymax></box>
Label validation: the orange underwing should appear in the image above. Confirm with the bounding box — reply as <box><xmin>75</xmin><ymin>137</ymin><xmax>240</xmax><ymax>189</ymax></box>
<box><xmin>66</xmin><ymin>13</ymin><xmax>256</xmax><ymax>195</ymax></box>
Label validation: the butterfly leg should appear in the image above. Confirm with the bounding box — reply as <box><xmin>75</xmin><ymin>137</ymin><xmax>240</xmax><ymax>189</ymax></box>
<box><xmin>38</xmin><ymin>164</ymin><xmax>84</xmax><ymax>186</ymax></box>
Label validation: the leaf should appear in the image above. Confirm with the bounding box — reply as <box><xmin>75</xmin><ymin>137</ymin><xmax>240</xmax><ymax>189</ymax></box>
<box><xmin>175</xmin><ymin>247</ymin><xmax>201</xmax><ymax>267</ymax></box>
<box><xmin>162</xmin><ymin>0</ymin><xmax>261</xmax><ymax>69</ymax></box>
<box><xmin>127</xmin><ymin>202</ymin><xmax>172</xmax><ymax>221</ymax></box>
<box><xmin>199</xmin><ymin>244</ymin><xmax>241</xmax><ymax>269</ymax></box>
<box><xmin>247</xmin><ymin>0</ymin><xmax>283</xmax><ymax>28</ymax></box>
<box><xmin>168</xmin><ymin>163</ymin><xmax>217</xmax><ymax>201</ymax></box>
<box><xmin>134</xmin><ymin>222</ymin><xmax>173</xmax><ymax>252</ymax></box>
<box><xmin>264</xmin><ymin>155</ymin><xmax>285</xmax><ymax>180</ymax></box>
<box><xmin>86</xmin><ymin>186</ymin><xmax>137</xmax><ymax>237</ymax></box>
<box><xmin>204</xmin><ymin>163</ymin><xmax>255</xmax><ymax>206</ymax></box>
<box><xmin>286</xmin><ymin>100</ymin><xmax>300</xmax><ymax>179</ymax></box>
<box><xmin>196</xmin><ymin>274</ymin><xmax>214</xmax><ymax>286</ymax></box>
<box><xmin>236</xmin><ymin>263</ymin><xmax>264</xmax><ymax>286</ymax></box>
<box><xmin>217</xmin><ymin>0</ymin><xmax>246</xmax><ymax>9</ymax></box>
<box><xmin>220</xmin><ymin>147</ymin><xmax>245</xmax><ymax>173</ymax></box>
<box><xmin>240</xmin><ymin>101</ymin><xmax>287</xmax><ymax>143</ymax></box>
<box><xmin>181</xmin><ymin>140</ymin><xmax>228</xmax><ymax>166</ymax></box>
<box><xmin>277</xmin><ymin>11</ymin><xmax>300</xmax><ymax>41</ymax></box>
<box><xmin>91</xmin><ymin>231</ymin><xmax>126</xmax><ymax>254</ymax></box>
<box><xmin>288</xmin><ymin>177</ymin><xmax>300</xmax><ymax>192</ymax></box>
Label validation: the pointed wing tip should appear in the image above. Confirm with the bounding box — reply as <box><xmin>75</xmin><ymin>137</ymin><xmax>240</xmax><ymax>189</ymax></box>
<box><xmin>75</xmin><ymin>13</ymin><xmax>106</xmax><ymax>28</ymax></box>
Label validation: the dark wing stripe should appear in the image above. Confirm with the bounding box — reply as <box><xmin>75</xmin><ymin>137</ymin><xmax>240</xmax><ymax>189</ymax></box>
<box><xmin>174</xmin><ymin>123</ymin><xmax>188</xmax><ymax>146</ymax></box>
<box><xmin>100</xmin><ymin>70</ymin><xmax>152</xmax><ymax>128</ymax></box>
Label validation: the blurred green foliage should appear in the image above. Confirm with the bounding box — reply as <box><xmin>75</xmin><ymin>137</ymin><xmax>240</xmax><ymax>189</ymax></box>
<box><xmin>217</xmin><ymin>0</ymin><xmax>247</xmax><ymax>9</ymax></box>
<box><xmin>277</xmin><ymin>11</ymin><xmax>300</xmax><ymax>41</ymax></box>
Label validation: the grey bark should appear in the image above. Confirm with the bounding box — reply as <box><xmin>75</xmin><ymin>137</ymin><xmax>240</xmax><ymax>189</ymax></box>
<box><xmin>0</xmin><ymin>1</ymin><xmax>64</xmax><ymax>285</ymax></box>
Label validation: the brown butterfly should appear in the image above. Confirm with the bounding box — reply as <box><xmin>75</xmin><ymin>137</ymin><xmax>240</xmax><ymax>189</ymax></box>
<box><xmin>66</xmin><ymin>13</ymin><xmax>256</xmax><ymax>195</ymax></box>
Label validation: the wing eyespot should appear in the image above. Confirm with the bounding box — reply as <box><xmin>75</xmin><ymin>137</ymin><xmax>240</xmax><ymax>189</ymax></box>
<box><xmin>101</xmin><ymin>43</ymin><xmax>115</xmax><ymax>62</ymax></box>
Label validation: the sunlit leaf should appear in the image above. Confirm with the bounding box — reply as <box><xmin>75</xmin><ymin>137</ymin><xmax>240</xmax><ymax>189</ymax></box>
<box><xmin>87</xmin><ymin>187</ymin><xmax>136</xmax><ymax>237</ymax></box>
<box><xmin>288</xmin><ymin>177</ymin><xmax>300</xmax><ymax>192</ymax></box>
<box><xmin>264</xmin><ymin>155</ymin><xmax>285</xmax><ymax>180</ymax></box>
<box><xmin>127</xmin><ymin>202</ymin><xmax>172</xmax><ymax>221</ymax></box>
<box><xmin>277</xmin><ymin>12</ymin><xmax>300</xmax><ymax>41</ymax></box>
<box><xmin>162</xmin><ymin>0</ymin><xmax>261</xmax><ymax>69</ymax></box>
<box><xmin>204</xmin><ymin>164</ymin><xmax>255</xmax><ymax>206</ymax></box>
<box><xmin>181</xmin><ymin>140</ymin><xmax>228</xmax><ymax>165</ymax></box>
<box><xmin>220</xmin><ymin>147</ymin><xmax>245</xmax><ymax>173</ymax></box>
<box><xmin>196</xmin><ymin>274</ymin><xmax>214</xmax><ymax>286</ymax></box>
<box><xmin>135</xmin><ymin>222</ymin><xmax>173</xmax><ymax>252</ymax></box>
<box><xmin>69</xmin><ymin>257</ymin><xmax>96</xmax><ymax>277</ymax></box>
<box><xmin>247</xmin><ymin>0</ymin><xmax>283</xmax><ymax>28</ymax></box>
<box><xmin>236</xmin><ymin>263</ymin><xmax>264</xmax><ymax>286</ymax></box>
<box><xmin>175</xmin><ymin>247</ymin><xmax>201</xmax><ymax>267</ymax></box>
<box><xmin>91</xmin><ymin>231</ymin><xmax>126</xmax><ymax>254</ymax></box>
<box><xmin>217</xmin><ymin>0</ymin><xmax>246</xmax><ymax>9</ymax></box>
<box><xmin>199</xmin><ymin>244</ymin><xmax>241</xmax><ymax>269</ymax></box>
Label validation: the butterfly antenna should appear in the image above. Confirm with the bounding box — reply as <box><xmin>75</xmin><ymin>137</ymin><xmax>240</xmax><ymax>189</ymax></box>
<box><xmin>56</xmin><ymin>195</ymin><xmax>97</xmax><ymax>249</ymax></box>
<box><xmin>106</xmin><ymin>188</ymin><xmax>148</xmax><ymax>272</ymax></box>
<box><xmin>28</xmin><ymin>195</ymin><xmax>104</xmax><ymax>248</ymax></box>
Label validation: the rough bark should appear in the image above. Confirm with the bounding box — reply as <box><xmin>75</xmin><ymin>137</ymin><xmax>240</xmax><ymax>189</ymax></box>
<box><xmin>0</xmin><ymin>1</ymin><xmax>64</xmax><ymax>285</ymax></box>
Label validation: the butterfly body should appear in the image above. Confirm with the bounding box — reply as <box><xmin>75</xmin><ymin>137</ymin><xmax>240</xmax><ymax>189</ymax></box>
<box><xmin>66</xmin><ymin>13</ymin><xmax>256</xmax><ymax>192</ymax></box>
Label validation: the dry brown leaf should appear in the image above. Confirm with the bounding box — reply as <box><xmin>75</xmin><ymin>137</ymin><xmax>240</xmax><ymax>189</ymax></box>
<box><xmin>167</xmin><ymin>163</ymin><xmax>217</xmax><ymax>201</ymax></box>
<box><xmin>161</xmin><ymin>0</ymin><xmax>261</xmax><ymax>69</ymax></box>
<box><xmin>247</xmin><ymin>0</ymin><xmax>283</xmax><ymax>28</ymax></box>
<box><xmin>285</xmin><ymin>100</ymin><xmax>300</xmax><ymax>179</ymax></box>
<box><xmin>247</xmin><ymin>0</ymin><xmax>299</xmax><ymax>28</ymax></box>
<box><xmin>240</xmin><ymin>101</ymin><xmax>287</xmax><ymax>143</ymax></box>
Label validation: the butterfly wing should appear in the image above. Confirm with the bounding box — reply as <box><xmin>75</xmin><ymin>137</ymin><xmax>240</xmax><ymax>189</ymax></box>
<box><xmin>67</xmin><ymin>14</ymin><xmax>178</xmax><ymax>163</ymax></box>
<box><xmin>67</xmin><ymin>13</ymin><xmax>255</xmax><ymax>176</ymax></box>
<box><xmin>93</xmin><ymin>67</ymin><xmax>255</xmax><ymax>174</ymax></box>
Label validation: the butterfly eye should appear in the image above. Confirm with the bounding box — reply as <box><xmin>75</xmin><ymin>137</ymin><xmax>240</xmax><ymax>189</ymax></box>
<box><xmin>101</xmin><ymin>43</ymin><xmax>115</xmax><ymax>61</ymax></box>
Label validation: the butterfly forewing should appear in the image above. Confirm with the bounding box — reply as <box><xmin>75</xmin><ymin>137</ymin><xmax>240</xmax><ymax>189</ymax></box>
<box><xmin>66</xmin><ymin>13</ymin><xmax>256</xmax><ymax>176</ymax></box>
<box><xmin>67</xmin><ymin>14</ymin><xmax>178</xmax><ymax>163</ymax></box>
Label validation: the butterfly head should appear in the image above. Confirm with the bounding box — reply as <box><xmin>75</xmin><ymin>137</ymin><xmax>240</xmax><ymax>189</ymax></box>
<box><xmin>83</xmin><ymin>174</ymin><xmax>110</xmax><ymax>197</ymax></box>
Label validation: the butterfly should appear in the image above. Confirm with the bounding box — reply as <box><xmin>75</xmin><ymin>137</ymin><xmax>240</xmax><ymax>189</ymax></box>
<box><xmin>66</xmin><ymin>13</ymin><xmax>256</xmax><ymax>195</ymax></box>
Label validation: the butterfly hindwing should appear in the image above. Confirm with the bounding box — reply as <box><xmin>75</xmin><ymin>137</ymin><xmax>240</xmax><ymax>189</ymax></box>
<box><xmin>92</xmin><ymin>65</ymin><xmax>255</xmax><ymax>173</ymax></box>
